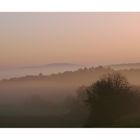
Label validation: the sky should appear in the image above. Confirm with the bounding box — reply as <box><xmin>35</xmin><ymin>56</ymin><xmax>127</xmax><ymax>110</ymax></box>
<box><xmin>0</xmin><ymin>12</ymin><xmax>140</xmax><ymax>69</ymax></box>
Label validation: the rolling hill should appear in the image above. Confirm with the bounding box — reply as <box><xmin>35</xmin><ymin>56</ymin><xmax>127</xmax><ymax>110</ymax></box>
<box><xmin>0</xmin><ymin>63</ymin><xmax>83</xmax><ymax>80</ymax></box>
<box><xmin>107</xmin><ymin>62</ymin><xmax>140</xmax><ymax>70</ymax></box>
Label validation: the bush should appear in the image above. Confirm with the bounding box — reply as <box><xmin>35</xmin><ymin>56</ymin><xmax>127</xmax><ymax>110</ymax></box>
<box><xmin>78</xmin><ymin>72</ymin><xmax>136</xmax><ymax>127</ymax></box>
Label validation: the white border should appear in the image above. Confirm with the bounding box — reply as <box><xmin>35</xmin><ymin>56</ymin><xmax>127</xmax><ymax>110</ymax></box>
<box><xmin>1</xmin><ymin>128</ymin><xmax>140</xmax><ymax>140</ymax></box>
<box><xmin>0</xmin><ymin>0</ymin><xmax>140</xmax><ymax>12</ymax></box>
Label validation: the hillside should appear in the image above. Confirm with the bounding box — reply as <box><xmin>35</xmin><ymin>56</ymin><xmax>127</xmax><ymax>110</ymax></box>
<box><xmin>0</xmin><ymin>63</ymin><xmax>83</xmax><ymax>80</ymax></box>
<box><xmin>0</xmin><ymin>66</ymin><xmax>140</xmax><ymax>127</ymax></box>
<box><xmin>2</xmin><ymin>66</ymin><xmax>140</xmax><ymax>85</ymax></box>
<box><xmin>107</xmin><ymin>62</ymin><xmax>140</xmax><ymax>70</ymax></box>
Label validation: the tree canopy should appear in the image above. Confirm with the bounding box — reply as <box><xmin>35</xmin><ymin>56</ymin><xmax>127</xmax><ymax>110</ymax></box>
<box><xmin>78</xmin><ymin>72</ymin><xmax>137</xmax><ymax>127</ymax></box>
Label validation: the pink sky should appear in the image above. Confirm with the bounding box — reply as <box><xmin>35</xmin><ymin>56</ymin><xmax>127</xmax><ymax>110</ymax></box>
<box><xmin>0</xmin><ymin>13</ymin><xmax>140</xmax><ymax>68</ymax></box>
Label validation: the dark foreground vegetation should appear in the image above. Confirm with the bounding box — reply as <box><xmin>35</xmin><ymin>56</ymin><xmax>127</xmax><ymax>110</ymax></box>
<box><xmin>78</xmin><ymin>73</ymin><xmax>140</xmax><ymax>127</ymax></box>
<box><xmin>0</xmin><ymin>67</ymin><xmax>140</xmax><ymax>127</ymax></box>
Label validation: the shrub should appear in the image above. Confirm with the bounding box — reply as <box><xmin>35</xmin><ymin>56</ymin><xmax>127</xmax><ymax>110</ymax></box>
<box><xmin>78</xmin><ymin>72</ymin><xmax>136</xmax><ymax>127</ymax></box>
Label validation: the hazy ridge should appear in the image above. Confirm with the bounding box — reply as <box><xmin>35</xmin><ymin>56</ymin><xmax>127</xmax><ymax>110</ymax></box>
<box><xmin>0</xmin><ymin>63</ymin><xmax>83</xmax><ymax>80</ymax></box>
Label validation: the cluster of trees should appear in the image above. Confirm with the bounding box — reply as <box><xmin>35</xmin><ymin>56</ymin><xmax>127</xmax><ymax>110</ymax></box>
<box><xmin>77</xmin><ymin>72</ymin><xmax>140</xmax><ymax>127</ymax></box>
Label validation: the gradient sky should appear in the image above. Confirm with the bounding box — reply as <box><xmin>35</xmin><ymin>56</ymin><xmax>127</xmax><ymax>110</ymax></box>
<box><xmin>0</xmin><ymin>12</ymin><xmax>140</xmax><ymax>69</ymax></box>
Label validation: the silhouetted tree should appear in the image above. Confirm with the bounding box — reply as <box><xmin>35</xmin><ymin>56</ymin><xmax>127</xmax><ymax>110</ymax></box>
<box><xmin>78</xmin><ymin>72</ymin><xmax>136</xmax><ymax>127</ymax></box>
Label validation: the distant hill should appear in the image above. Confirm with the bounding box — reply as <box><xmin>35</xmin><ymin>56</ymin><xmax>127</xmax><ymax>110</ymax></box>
<box><xmin>23</xmin><ymin>63</ymin><xmax>82</xmax><ymax>69</ymax></box>
<box><xmin>3</xmin><ymin>62</ymin><xmax>140</xmax><ymax>80</ymax></box>
<box><xmin>2</xmin><ymin>66</ymin><xmax>140</xmax><ymax>86</ymax></box>
<box><xmin>0</xmin><ymin>63</ymin><xmax>84</xmax><ymax>79</ymax></box>
<box><xmin>106</xmin><ymin>62</ymin><xmax>140</xmax><ymax>70</ymax></box>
